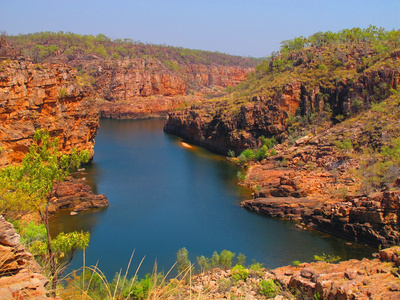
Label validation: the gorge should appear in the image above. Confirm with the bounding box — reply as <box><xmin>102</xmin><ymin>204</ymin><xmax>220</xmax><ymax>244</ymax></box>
<box><xmin>1</xmin><ymin>28</ymin><xmax>400</xmax><ymax>298</ymax></box>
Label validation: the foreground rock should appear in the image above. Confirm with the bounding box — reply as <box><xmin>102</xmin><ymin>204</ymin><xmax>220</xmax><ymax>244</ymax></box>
<box><xmin>272</xmin><ymin>247</ymin><xmax>400</xmax><ymax>299</ymax></box>
<box><xmin>240</xmin><ymin>121</ymin><xmax>400</xmax><ymax>248</ymax></box>
<box><xmin>171</xmin><ymin>247</ymin><xmax>400</xmax><ymax>299</ymax></box>
<box><xmin>49</xmin><ymin>176</ymin><xmax>109</xmax><ymax>214</ymax></box>
<box><xmin>0</xmin><ymin>59</ymin><xmax>99</xmax><ymax>167</ymax></box>
<box><xmin>0</xmin><ymin>216</ymin><xmax>49</xmax><ymax>299</ymax></box>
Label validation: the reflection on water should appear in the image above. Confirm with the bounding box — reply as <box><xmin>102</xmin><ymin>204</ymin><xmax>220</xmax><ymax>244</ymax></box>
<box><xmin>50</xmin><ymin>119</ymin><xmax>375</xmax><ymax>278</ymax></box>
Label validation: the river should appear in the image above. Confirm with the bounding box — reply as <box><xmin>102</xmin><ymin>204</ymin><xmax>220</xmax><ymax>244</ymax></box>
<box><xmin>50</xmin><ymin>118</ymin><xmax>374</xmax><ymax>278</ymax></box>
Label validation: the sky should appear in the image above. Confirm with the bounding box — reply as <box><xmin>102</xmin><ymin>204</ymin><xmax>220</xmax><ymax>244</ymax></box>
<box><xmin>1</xmin><ymin>0</ymin><xmax>399</xmax><ymax>58</ymax></box>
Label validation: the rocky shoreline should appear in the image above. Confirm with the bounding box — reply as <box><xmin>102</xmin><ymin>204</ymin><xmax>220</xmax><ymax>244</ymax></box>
<box><xmin>237</xmin><ymin>124</ymin><xmax>400</xmax><ymax>248</ymax></box>
<box><xmin>172</xmin><ymin>247</ymin><xmax>400</xmax><ymax>299</ymax></box>
<box><xmin>49</xmin><ymin>176</ymin><xmax>109</xmax><ymax>215</ymax></box>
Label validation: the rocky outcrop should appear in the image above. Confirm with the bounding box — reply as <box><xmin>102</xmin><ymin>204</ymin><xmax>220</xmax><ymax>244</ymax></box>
<box><xmin>0</xmin><ymin>58</ymin><xmax>99</xmax><ymax>167</ymax></box>
<box><xmin>172</xmin><ymin>247</ymin><xmax>400</xmax><ymax>299</ymax></box>
<box><xmin>302</xmin><ymin>190</ymin><xmax>400</xmax><ymax>248</ymax></box>
<box><xmin>241</xmin><ymin>122</ymin><xmax>400</xmax><ymax>247</ymax></box>
<box><xmin>164</xmin><ymin>92</ymin><xmax>297</xmax><ymax>155</ymax></box>
<box><xmin>272</xmin><ymin>247</ymin><xmax>400</xmax><ymax>299</ymax></box>
<box><xmin>49</xmin><ymin>176</ymin><xmax>108</xmax><ymax>214</ymax></box>
<box><xmin>72</xmin><ymin>58</ymin><xmax>251</xmax><ymax>119</ymax></box>
<box><xmin>164</xmin><ymin>63</ymin><xmax>400</xmax><ymax>155</ymax></box>
<box><xmin>99</xmin><ymin>95</ymin><xmax>202</xmax><ymax>119</ymax></box>
<box><xmin>0</xmin><ymin>216</ymin><xmax>49</xmax><ymax>299</ymax></box>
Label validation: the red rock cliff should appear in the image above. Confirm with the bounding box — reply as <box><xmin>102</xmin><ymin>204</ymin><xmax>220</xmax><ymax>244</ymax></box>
<box><xmin>0</xmin><ymin>59</ymin><xmax>99</xmax><ymax>166</ymax></box>
<box><xmin>75</xmin><ymin>58</ymin><xmax>251</xmax><ymax>119</ymax></box>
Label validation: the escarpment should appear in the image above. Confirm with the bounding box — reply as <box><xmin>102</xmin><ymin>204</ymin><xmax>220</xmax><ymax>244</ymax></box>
<box><xmin>164</xmin><ymin>39</ymin><xmax>400</xmax><ymax>247</ymax></box>
<box><xmin>79</xmin><ymin>59</ymin><xmax>251</xmax><ymax>119</ymax></box>
<box><xmin>0</xmin><ymin>59</ymin><xmax>99</xmax><ymax>167</ymax></box>
<box><xmin>164</xmin><ymin>62</ymin><xmax>400</xmax><ymax>155</ymax></box>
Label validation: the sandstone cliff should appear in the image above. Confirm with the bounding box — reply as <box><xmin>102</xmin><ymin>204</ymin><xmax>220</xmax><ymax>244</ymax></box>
<box><xmin>0</xmin><ymin>216</ymin><xmax>49</xmax><ymax>299</ymax></box>
<box><xmin>164</xmin><ymin>39</ymin><xmax>400</xmax><ymax>248</ymax></box>
<box><xmin>240</xmin><ymin>93</ymin><xmax>400</xmax><ymax>247</ymax></box>
<box><xmin>76</xmin><ymin>58</ymin><xmax>251</xmax><ymax>119</ymax></box>
<box><xmin>164</xmin><ymin>62</ymin><xmax>400</xmax><ymax>155</ymax></box>
<box><xmin>0</xmin><ymin>58</ymin><xmax>99</xmax><ymax>167</ymax></box>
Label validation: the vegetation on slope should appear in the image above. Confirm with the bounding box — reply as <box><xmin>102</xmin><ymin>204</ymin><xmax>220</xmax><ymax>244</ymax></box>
<box><xmin>1</xmin><ymin>31</ymin><xmax>261</xmax><ymax>68</ymax></box>
<box><xmin>167</xmin><ymin>26</ymin><xmax>400</xmax><ymax>147</ymax></box>
<box><xmin>0</xmin><ymin>130</ymin><xmax>90</xmax><ymax>296</ymax></box>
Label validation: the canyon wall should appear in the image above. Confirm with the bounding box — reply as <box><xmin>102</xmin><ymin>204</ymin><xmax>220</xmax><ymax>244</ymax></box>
<box><xmin>164</xmin><ymin>65</ymin><xmax>400</xmax><ymax>155</ymax></box>
<box><xmin>74</xmin><ymin>58</ymin><xmax>251</xmax><ymax>119</ymax></box>
<box><xmin>0</xmin><ymin>58</ymin><xmax>99</xmax><ymax>166</ymax></box>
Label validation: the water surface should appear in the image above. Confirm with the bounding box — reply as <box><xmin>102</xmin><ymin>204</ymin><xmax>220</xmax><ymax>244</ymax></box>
<box><xmin>50</xmin><ymin>119</ymin><xmax>374</xmax><ymax>278</ymax></box>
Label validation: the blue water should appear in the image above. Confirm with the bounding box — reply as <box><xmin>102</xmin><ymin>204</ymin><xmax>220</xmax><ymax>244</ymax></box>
<box><xmin>50</xmin><ymin>118</ymin><xmax>374</xmax><ymax>278</ymax></box>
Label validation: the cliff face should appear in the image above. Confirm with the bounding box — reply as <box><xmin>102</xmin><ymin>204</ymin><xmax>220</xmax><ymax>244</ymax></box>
<box><xmin>0</xmin><ymin>216</ymin><xmax>49</xmax><ymax>299</ymax></box>
<box><xmin>0</xmin><ymin>59</ymin><xmax>99</xmax><ymax>166</ymax></box>
<box><xmin>164</xmin><ymin>65</ymin><xmax>400</xmax><ymax>155</ymax></box>
<box><xmin>75</xmin><ymin>58</ymin><xmax>251</xmax><ymax>119</ymax></box>
<box><xmin>239</xmin><ymin>93</ymin><xmax>400</xmax><ymax>247</ymax></box>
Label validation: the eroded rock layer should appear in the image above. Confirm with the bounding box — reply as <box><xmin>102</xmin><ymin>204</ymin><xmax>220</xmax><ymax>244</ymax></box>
<box><xmin>83</xmin><ymin>59</ymin><xmax>251</xmax><ymax>118</ymax></box>
<box><xmin>0</xmin><ymin>216</ymin><xmax>49</xmax><ymax>299</ymax></box>
<box><xmin>0</xmin><ymin>58</ymin><xmax>99</xmax><ymax>166</ymax></box>
<box><xmin>164</xmin><ymin>55</ymin><xmax>400</xmax><ymax>155</ymax></box>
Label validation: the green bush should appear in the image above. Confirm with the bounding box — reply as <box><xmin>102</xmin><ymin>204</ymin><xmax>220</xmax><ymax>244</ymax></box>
<box><xmin>227</xmin><ymin>149</ymin><xmax>236</xmax><ymax>157</ymax></box>
<box><xmin>196</xmin><ymin>255</ymin><xmax>210</xmax><ymax>273</ymax></box>
<box><xmin>176</xmin><ymin>247</ymin><xmax>191</xmax><ymax>276</ymax></box>
<box><xmin>211</xmin><ymin>251</ymin><xmax>220</xmax><ymax>268</ymax></box>
<box><xmin>241</xmin><ymin>149</ymin><xmax>255</xmax><ymax>160</ymax></box>
<box><xmin>334</xmin><ymin>138</ymin><xmax>352</xmax><ymax>151</ymax></box>
<box><xmin>236</xmin><ymin>253</ymin><xmax>246</xmax><ymax>266</ymax></box>
<box><xmin>259</xmin><ymin>279</ymin><xmax>279</xmax><ymax>298</ymax></box>
<box><xmin>219</xmin><ymin>250</ymin><xmax>236</xmax><ymax>269</ymax></box>
<box><xmin>230</xmin><ymin>264</ymin><xmax>249</xmax><ymax>282</ymax></box>
<box><xmin>255</xmin><ymin>145</ymin><xmax>269</xmax><ymax>161</ymax></box>
<box><xmin>59</xmin><ymin>87</ymin><xmax>67</xmax><ymax>98</ymax></box>
<box><xmin>260</xmin><ymin>136</ymin><xmax>277</xmax><ymax>149</ymax></box>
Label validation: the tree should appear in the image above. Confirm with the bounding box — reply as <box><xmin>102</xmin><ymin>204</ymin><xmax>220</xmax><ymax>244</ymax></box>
<box><xmin>0</xmin><ymin>130</ymin><xmax>90</xmax><ymax>296</ymax></box>
<box><xmin>176</xmin><ymin>247</ymin><xmax>191</xmax><ymax>278</ymax></box>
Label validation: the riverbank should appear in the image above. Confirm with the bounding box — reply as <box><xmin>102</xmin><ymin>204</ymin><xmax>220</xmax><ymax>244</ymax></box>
<box><xmin>170</xmin><ymin>247</ymin><xmax>400</xmax><ymax>299</ymax></box>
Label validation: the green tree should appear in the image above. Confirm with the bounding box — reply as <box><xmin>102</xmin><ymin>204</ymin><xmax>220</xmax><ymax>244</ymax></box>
<box><xmin>176</xmin><ymin>247</ymin><xmax>191</xmax><ymax>277</ymax></box>
<box><xmin>211</xmin><ymin>251</ymin><xmax>220</xmax><ymax>268</ymax></box>
<box><xmin>196</xmin><ymin>255</ymin><xmax>210</xmax><ymax>273</ymax></box>
<box><xmin>219</xmin><ymin>250</ymin><xmax>236</xmax><ymax>269</ymax></box>
<box><xmin>0</xmin><ymin>130</ymin><xmax>90</xmax><ymax>296</ymax></box>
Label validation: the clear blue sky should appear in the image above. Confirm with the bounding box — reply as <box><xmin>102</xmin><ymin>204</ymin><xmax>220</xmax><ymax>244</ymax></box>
<box><xmin>1</xmin><ymin>0</ymin><xmax>399</xmax><ymax>58</ymax></box>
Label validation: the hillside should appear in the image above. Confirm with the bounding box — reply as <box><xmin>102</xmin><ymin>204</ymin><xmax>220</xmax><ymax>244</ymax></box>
<box><xmin>164</xmin><ymin>26</ymin><xmax>400</xmax><ymax>247</ymax></box>
<box><xmin>1</xmin><ymin>32</ymin><xmax>260</xmax><ymax>118</ymax></box>
<box><xmin>165</xmin><ymin>26</ymin><xmax>400</xmax><ymax>153</ymax></box>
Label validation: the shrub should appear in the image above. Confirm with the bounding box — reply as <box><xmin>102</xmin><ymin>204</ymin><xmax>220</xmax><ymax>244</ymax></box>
<box><xmin>334</xmin><ymin>138</ymin><xmax>352</xmax><ymax>152</ymax></box>
<box><xmin>259</xmin><ymin>279</ymin><xmax>279</xmax><ymax>298</ymax></box>
<box><xmin>236</xmin><ymin>253</ymin><xmax>246</xmax><ymax>266</ymax></box>
<box><xmin>238</xmin><ymin>153</ymin><xmax>247</xmax><ymax>164</ymax></box>
<box><xmin>176</xmin><ymin>247</ymin><xmax>191</xmax><ymax>276</ymax></box>
<box><xmin>230</xmin><ymin>264</ymin><xmax>249</xmax><ymax>282</ymax></box>
<box><xmin>196</xmin><ymin>255</ymin><xmax>210</xmax><ymax>273</ymax></box>
<box><xmin>219</xmin><ymin>250</ymin><xmax>236</xmax><ymax>269</ymax></box>
<box><xmin>241</xmin><ymin>149</ymin><xmax>255</xmax><ymax>160</ymax></box>
<box><xmin>260</xmin><ymin>136</ymin><xmax>277</xmax><ymax>149</ymax></box>
<box><xmin>255</xmin><ymin>145</ymin><xmax>269</xmax><ymax>161</ymax></box>
<box><xmin>314</xmin><ymin>253</ymin><xmax>341</xmax><ymax>263</ymax></box>
<box><xmin>249</xmin><ymin>262</ymin><xmax>264</xmax><ymax>277</ymax></box>
<box><xmin>211</xmin><ymin>251</ymin><xmax>220</xmax><ymax>268</ymax></box>
<box><xmin>59</xmin><ymin>87</ymin><xmax>67</xmax><ymax>98</ymax></box>
<box><xmin>227</xmin><ymin>149</ymin><xmax>236</xmax><ymax>157</ymax></box>
<box><xmin>236</xmin><ymin>171</ymin><xmax>246</xmax><ymax>180</ymax></box>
